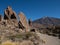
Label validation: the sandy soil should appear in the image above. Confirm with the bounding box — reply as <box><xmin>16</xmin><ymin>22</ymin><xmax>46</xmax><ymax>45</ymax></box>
<box><xmin>36</xmin><ymin>32</ymin><xmax>60</xmax><ymax>45</ymax></box>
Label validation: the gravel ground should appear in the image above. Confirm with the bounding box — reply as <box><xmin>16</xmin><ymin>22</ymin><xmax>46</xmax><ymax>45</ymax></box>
<box><xmin>36</xmin><ymin>32</ymin><xmax>60</xmax><ymax>45</ymax></box>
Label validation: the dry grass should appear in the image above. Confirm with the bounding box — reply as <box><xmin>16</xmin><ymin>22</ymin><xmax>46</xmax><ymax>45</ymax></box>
<box><xmin>1</xmin><ymin>40</ymin><xmax>19</xmax><ymax>45</ymax></box>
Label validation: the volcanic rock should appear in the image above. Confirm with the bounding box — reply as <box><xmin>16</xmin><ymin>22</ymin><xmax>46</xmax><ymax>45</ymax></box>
<box><xmin>18</xmin><ymin>21</ymin><xmax>25</xmax><ymax>30</ymax></box>
<box><xmin>18</xmin><ymin>12</ymin><xmax>29</xmax><ymax>32</ymax></box>
<box><xmin>4</xmin><ymin>6</ymin><xmax>17</xmax><ymax>20</ymax></box>
<box><xmin>4</xmin><ymin>6</ymin><xmax>18</xmax><ymax>26</ymax></box>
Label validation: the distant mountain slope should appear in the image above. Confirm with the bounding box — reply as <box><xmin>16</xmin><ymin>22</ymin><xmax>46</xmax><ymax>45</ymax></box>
<box><xmin>32</xmin><ymin>17</ymin><xmax>60</xmax><ymax>38</ymax></box>
<box><xmin>33</xmin><ymin>17</ymin><xmax>60</xmax><ymax>26</ymax></box>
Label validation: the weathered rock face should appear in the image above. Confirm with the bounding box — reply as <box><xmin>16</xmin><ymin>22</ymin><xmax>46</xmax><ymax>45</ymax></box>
<box><xmin>4</xmin><ymin>6</ymin><xmax>18</xmax><ymax>26</ymax></box>
<box><xmin>18</xmin><ymin>21</ymin><xmax>25</xmax><ymax>30</ymax></box>
<box><xmin>18</xmin><ymin>12</ymin><xmax>29</xmax><ymax>31</ymax></box>
<box><xmin>4</xmin><ymin>6</ymin><xmax>17</xmax><ymax>20</ymax></box>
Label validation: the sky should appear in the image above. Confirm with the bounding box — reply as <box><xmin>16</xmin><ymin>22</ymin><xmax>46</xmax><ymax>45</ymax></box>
<box><xmin>0</xmin><ymin>0</ymin><xmax>60</xmax><ymax>20</ymax></box>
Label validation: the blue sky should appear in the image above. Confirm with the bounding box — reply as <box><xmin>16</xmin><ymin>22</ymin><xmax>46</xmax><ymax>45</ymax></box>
<box><xmin>0</xmin><ymin>0</ymin><xmax>60</xmax><ymax>20</ymax></box>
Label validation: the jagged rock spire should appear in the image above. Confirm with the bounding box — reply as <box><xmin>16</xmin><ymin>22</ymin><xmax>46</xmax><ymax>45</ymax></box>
<box><xmin>4</xmin><ymin>6</ymin><xmax>17</xmax><ymax>20</ymax></box>
<box><xmin>18</xmin><ymin>12</ymin><xmax>29</xmax><ymax>32</ymax></box>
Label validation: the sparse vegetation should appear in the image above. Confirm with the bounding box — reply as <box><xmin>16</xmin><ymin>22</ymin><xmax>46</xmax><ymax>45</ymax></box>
<box><xmin>1</xmin><ymin>40</ymin><xmax>18</xmax><ymax>45</ymax></box>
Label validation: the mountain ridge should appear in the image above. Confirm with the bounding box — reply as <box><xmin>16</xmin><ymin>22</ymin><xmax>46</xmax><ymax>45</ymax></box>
<box><xmin>33</xmin><ymin>16</ymin><xmax>60</xmax><ymax>26</ymax></box>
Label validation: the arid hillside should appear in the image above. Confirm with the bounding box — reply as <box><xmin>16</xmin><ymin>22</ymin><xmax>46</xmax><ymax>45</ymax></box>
<box><xmin>0</xmin><ymin>6</ymin><xmax>60</xmax><ymax>45</ymax></box>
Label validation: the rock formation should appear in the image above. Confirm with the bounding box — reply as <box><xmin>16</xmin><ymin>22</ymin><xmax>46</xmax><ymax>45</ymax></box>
<box><xmin>4</xmin><ymin>6</ymin><xmax>18</xmax><ymax>26</ymax></box>
<box><xmin>0</xmin><ymin>6</ymin><xmax>36</xmax><ymax>32</ymax></box>
<box><xmin>18</xmin><ymin>12</ymin><xmax>29</xmax><ymax>32</ymax></box>
<box><xmin>4</xmin><ymin>6</ymin><xmax>17</xmax><ymax>20</ymax></box>
<box><xmin>0</xmin><ymin>6</ymin><xmax>46</xmax><ymax>45</ymax></box>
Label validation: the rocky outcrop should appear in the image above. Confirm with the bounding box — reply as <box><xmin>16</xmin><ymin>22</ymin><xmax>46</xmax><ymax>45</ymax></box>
<box><xmin>18</xmin><ymin>12</ymin><xmax>29</xmax><ymax>32</ymax></box>
<box><xmin>4</xmin><ymin>6</ymin><xmax>17</xmax><ymax>20</ymax></box>
<box><xmin>3</xmin><ymin>6</ymin><xmax>18</xmax><ymax>26</ymax></box>
<box><xmin>0</xmin><ymin>6</ymin><xmax>32</xmax><ymax>32</ymax></box>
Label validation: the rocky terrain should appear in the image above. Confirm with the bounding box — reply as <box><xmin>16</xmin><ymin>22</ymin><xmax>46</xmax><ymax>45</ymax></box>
<box><xmin>0</xmin><ymin>6</ymin><xmax>45</xmax><ymax>45</ymax></box>
<box><xmin>0</xmin><ymin>6</ymin><xmax>60</xmax><ymax>45</ymax></box>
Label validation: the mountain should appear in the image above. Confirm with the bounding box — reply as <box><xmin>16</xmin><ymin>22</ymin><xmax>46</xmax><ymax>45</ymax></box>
<box><xmin>33</xmin><ymin>16</ymin><xmax>60</xmax><ymax>26</ymax></box>
<box><xmin>32</xmin><ymin>17</ymin><xmax>60</xmax><ymax>38</ymax></box>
